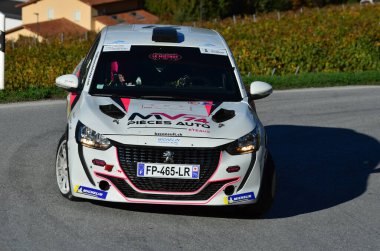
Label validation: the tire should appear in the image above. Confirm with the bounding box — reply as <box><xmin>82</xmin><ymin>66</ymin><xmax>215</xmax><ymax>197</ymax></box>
<box><xmin>238</xmin><ymin>151</ymin><xmax>276</xmax><ymax>217</ymax></box>
<box><xmin>55</xmin><ymin>133</ymin><xmax>78</xmax><ymax>201</ymax></box>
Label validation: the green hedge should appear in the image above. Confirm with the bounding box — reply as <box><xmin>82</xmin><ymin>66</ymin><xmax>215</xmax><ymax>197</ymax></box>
<box><xmin>1</xmin><ymin>70</ymin><xmax>379</xmax><ymax>103</ymax></box>
<box><xmin>242</xmin><ymin>70</ymin><xmax>380</xmax><ymax>89</ymax></box>
<box><xmin>3</xmin><ymin>4</ymin><xmax>379</xmax><ymax>91</ymax></box>
<box><xmin>202</xmin><ymin>4</ymin><xmax>380</xmax><ymax>75</ymax></box>
<box><xmin>5</xmin><ymin>35</ymin><xmax>95</xmax><ymax>91</ymax></box>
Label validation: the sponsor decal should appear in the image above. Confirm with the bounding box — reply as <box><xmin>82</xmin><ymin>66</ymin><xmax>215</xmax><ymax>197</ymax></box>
<box><xmin>149</xmin><ymin>53</ymin><xmax>182</xmax><ymax>61</ymax></box>
<box><xmin>224</xmin><ymin>192</ymin><xmax>255</xmax><ymax>205</ymax></box>
<box><xmin>74</xmin><ymin>185</ymin><xmax>108</xmax><ymax>199</ymax></box>
<box><xmin>127</xmin><ymin>112</ymin><xmax>210</xmax><ymax>128</ymax></box>
<box><xmin>188</xmin><ymin>128</ymin><xmax>210</xmax><ymax>134</ymax></box>
<box><xmin>200</xmin><ymin>47</ymin><xmax>227</xmax><ymax>56</ymax></box>
<box><xmin>85</xmin><ymin>51</ymin><xmax>99</xmax><ymax>86</ymax></box>
<box><xmin>155</xmin><ymin>132</ymin><xmax>183</xmax><ymax>137</ymax></box>
<box><xmin>137</xmin><ymin>163</ymin><xmax>145</xmax><ymax>176</ymax></box>
<box><xmin>142</xmin><ymin>103</ymin><xmax>190</xmax><ymax>111</ymax></box>
<box><xmin>103</xmin><ymin>44</ymin><xmax>131</xmax><ymax>52</ymax></box>
<box><xmin>192</xmin><ymin>166</ymin><xmax>199</xmax><ymax>178</ymax></box>
<box><xmin>111</xmin><ymin>40</ymin><xmax>128</xmax><ymax>44</ymax></box>
<box><xmin>157</xmin><ymin>137</ymin><xmax>180</xmax><ymax>145</ymax></box>
<box><xmin>187</xmin><ymin>101</ymin><xmax>213</xmax><ymax>105</ymax></box>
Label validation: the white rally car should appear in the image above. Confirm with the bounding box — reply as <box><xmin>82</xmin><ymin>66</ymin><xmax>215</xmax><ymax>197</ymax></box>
<box><xmin>55</xmin><ymin>25</ymin><xmax>275</xmax><ymax>215</ymax></box>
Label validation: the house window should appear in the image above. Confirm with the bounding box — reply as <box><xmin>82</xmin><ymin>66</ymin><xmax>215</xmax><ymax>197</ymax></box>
<box><xmin>48</xmin><ymin>8</ymin><xmax>54</xmax><ymax>20</ymax></box>
<box><xmin>74</xmin><ymin>10</ymin><xmax>81</xmax><ymax>22</ymax></box>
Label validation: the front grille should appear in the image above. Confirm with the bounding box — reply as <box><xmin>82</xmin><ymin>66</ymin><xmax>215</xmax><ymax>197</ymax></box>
<box><xmin>98</xmin><ymin>173</ymin><xmax>237</xmax><ymax>201</ymax></box>
<box><xmin>115</xmin><ymin>144</ymin><xmax>221</xmax><ymax>192</ymax></box>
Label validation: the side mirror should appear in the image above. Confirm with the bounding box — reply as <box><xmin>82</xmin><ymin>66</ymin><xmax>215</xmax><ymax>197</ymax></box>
<box><xmin>55</xmin><ymin>74</ymin><xmax>79</xmax><ymax>90</ymax></box>
<box><xmin>250</xmin><ymin>81</ymin><xmax>273</xmax><ymax>100</ymax></box>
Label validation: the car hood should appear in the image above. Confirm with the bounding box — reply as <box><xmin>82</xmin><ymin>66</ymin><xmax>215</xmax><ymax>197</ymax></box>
<box><xmin>77</xmin><ymin>94</ymin><xmax>257</xmax><ymax>143</ymax></box>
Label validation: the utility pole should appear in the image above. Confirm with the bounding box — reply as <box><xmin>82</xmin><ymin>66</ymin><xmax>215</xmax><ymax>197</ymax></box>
<box><xmin>34</xmin><ymin>12</ymin><xmax>39</xmax><ymax>38</ymax></box>
<box><xmin>0</xmin><ymin>12</ymin><xmax>5</xmax><ymax>90</ymax></box>
<box><xmin>199</xmin><ymin>0</ymin><xmax>203</xmax><ymax>22</ymax></box>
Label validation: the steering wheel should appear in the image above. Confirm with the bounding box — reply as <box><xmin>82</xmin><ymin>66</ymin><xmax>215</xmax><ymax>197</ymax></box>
<box><xmin>190</xmin><ymin>75</ymin><xmax>212</xmax><ymax>86</ymax></box>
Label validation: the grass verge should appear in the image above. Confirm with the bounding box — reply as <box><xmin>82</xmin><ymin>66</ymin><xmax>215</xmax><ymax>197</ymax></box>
<box><xmin>0</xmin><ymin>87</ymin><xmax>66</xmax><ymax>104</ymax></box>
<box><xmin>0</xmin><ymin>71</ymin><xmax>379</xmax><ymax>103</ymax></box>
<box><xmin>242</xmin><ymin>71</ymin><xmax>380</xmax><ymax>90</ymax></box>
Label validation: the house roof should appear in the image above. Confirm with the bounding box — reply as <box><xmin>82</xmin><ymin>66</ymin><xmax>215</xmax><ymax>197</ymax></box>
<box><xmin>80</xmin><ymin>0</ymin><xmax>127</xmax><ymax>6</ymax></box>
<box><xmin>7</xmin><ymin>18</ymin><xmax>88</xmax><ymax>37</ymax></box>
<box><xmin>17</xmin><ymin>0</ymin><xmax>129</xmax><ymax>7</ymax></box>
<box><xmin>95</xmin><ymin>16</ymin><xmax>118</xmax><ymax>26</ymax></box>
<box><xmin>5</xmin><ymin>25</ymin><xmax>24</xmax><ymax>34</ymax></box>
<box><xmin>95</xmin><ymin>9</ymin><xmax>159</xmax><ymax>25</ymax></box>
<box><xmin>15</xmin><ymin>0</ymin><xmax>38</xmax><ymax>8</ymax></box>
<box><xmin>26</xmin><ymin>18</ymin><xmax>88</xmax><ymax>36</ymax></box>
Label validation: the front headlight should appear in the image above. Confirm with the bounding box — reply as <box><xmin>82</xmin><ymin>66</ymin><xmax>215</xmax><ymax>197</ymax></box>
<box><xmin>226</xmin><ymin>127</ymin><xmax>260</xmax><ymax>155</ymax></box>
<box><xmin>76</xmin><ymin>122</ymin><xmax>111</xmax><ymax>150</ymax></box>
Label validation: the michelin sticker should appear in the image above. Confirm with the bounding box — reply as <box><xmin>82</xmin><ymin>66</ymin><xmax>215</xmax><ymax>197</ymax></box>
<box><xmin>103</xmin><ymin>44</ymin><xmax>131</xmax><ymax>52</ymax></box>
<box><xmin>200</xmin><ymin>47</ymin><xmax>227</xmax><ymax>56</ymax></box>
<box><xmin>224</xmin><ymin>192</ymin><xmax>255</xmax><ymax>205</ymax></box>
<box><xmin>74</xmin><ymin>185</ymin><xmax>108</xmax><ymax>199</ymax></box>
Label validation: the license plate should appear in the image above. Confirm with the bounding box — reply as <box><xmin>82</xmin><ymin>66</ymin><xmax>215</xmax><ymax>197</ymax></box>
<box><xmin>136</xmin><ymin>163</ymin><xmax>200</xmax><ymax>179</ymax></box>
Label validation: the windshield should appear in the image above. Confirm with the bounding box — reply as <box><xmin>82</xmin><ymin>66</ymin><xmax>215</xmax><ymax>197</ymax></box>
<box><xmin>89</xmin><ymin>46</ymin><xmax>242</xmax><ymax>101</ymax></box>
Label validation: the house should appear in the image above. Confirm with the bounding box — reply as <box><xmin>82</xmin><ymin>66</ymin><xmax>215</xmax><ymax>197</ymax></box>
<box><xmin>6</xmin><ymin>0</ymin><xmax>158</xmax><ymax>40</ymax></box>
<box><xmin>0</xmin><ymin>0</ymin><xmax>25</xmax><ymax>31</ymax></box>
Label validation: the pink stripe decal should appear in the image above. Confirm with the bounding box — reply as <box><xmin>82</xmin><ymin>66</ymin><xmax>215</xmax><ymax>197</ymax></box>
<box><xmin>120</xmin><ymin>98</ymin><xmax>131</xmax><ymax>112</ymax></box>
<box><xmin>204</xmin><ymin>101</ymin><xmax>213</xmax><ymax>116</ymax></box>
<box><xmin>69</xmin><ymin>93</ymin><xmax>77</xmax><ymax>107</ymax></box>
<box><xmin>114</xmin><ymin>149</ymin><xmax>226</xmax><ymax>195</ymax></box>
<box><xmin>94</xmin><ymin>171</ymin><xmax>127</xmax><ymax>180</ymax></box>
<box><xmin>94</xmin><ymin>172</ymin><xmax>239</xmax><ymax>205</ymax></box>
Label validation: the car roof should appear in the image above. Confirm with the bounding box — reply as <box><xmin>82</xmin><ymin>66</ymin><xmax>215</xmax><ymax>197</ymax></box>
<box><xmin>103</xmin><ymin>24</ymin><xmax>227</xmax><ymax>49</ymax></box>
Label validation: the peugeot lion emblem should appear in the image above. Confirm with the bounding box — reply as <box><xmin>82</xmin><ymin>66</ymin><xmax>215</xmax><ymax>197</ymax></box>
<box><xmin>163</xmin><ymin>151</ymin><xmax>175</xmax><ymax>163</ymax></box>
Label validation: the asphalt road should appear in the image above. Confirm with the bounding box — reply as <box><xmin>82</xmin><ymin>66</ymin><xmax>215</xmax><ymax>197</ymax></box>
<box><xmin>0</xmin><ymin>86</ymin><xmax>379</xmax><ymax>250</ymax></box>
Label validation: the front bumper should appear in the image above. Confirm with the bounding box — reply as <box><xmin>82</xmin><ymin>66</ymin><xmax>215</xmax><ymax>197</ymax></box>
<box><xmin>68</xmin><ymin>139</ymin><xmax>265</xmax><ymax>206</ymax></box>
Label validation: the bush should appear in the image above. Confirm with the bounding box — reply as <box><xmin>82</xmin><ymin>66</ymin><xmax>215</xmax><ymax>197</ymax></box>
<box><xmin>5</xmin><ymin>34</ymin><xmax>95</xmax><ymax>91</ymax></box>
<box><xmin>200</xmin><ymin>4</ymin><xmax>380</xmax><ymax>75</ymax></box>
<box><xmin>3</xmin><ymin>4</ymin><xmax>379</xmax><ymax>91</ymax></box>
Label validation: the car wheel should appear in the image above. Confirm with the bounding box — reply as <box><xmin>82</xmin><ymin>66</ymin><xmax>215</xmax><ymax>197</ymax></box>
<box><xmin>55</xmin><ymin>133</ymin><xmax>78</xmax><ymax>201</ymax></box>
<box><xmin>238</xmin><ymin>151</ymin><xmax>276</xmax><ymax>217</ymax></box>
